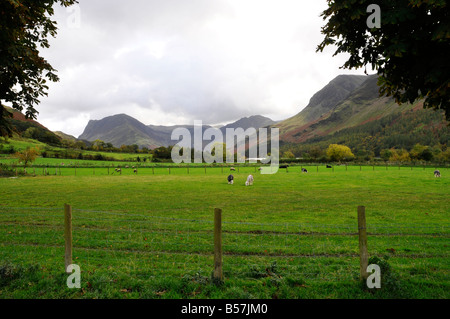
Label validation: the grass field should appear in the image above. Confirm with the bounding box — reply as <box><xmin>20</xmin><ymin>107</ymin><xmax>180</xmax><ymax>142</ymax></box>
<box><xmin>0</xmin><ymin>164</ymin><xmax>448</xmax><ymax>299</ymax></box>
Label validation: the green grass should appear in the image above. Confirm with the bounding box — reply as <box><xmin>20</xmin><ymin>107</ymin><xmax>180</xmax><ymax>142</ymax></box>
<box><xmin>0</xmin><ymin>165</ymin><xmax>448</xmax><ymax>299</ymax></box>
<box><xmin>0</xmin><ymin>136</ymin><xmax>151</xmax><ymax>162</ymax></box>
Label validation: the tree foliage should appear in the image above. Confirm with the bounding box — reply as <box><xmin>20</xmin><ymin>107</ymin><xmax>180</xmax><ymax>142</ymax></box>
<box><xmin>317</xmin><ymin>0</ymin><xmax>450</xmax><ymax>119</ymax></box>
<box><xmin>326</xmin><ymin>144</ymin><xmax>355</xmax><ymax>161</ymax></box>
<box><xmin>0</xmin><ymin>0</ymin><xmax>78</xmax><ymax>136</ymax></box>
<box><xmin>15</xmin><ymin>147</ymin><xmax>39</xmax><ymax>166</ymax></box>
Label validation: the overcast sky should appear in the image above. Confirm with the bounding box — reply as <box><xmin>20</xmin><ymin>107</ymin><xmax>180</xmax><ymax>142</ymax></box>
<box><xmin>38</xmin><ymin>0</ymin><xmax>368</xmax><ymax>138</ymax></box>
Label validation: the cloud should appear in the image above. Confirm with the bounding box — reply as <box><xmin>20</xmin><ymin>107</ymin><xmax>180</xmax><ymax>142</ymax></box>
<box><xmin>38</xmin><ymin>0</ymin><xmax>367</xmax><ymax>137</ymax></box>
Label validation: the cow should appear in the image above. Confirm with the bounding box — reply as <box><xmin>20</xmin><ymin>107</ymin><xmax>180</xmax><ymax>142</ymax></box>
<box><xmin>227</xmin><ymin>174</ymin><xmax>234</xmax><ymax>184</ymax></box>
<box><xmin>434</xmin><ymin>170</ymin><xmax>441</xmax><ymax>178</ymax></box>
<box><xmin>326</xmin><ymin>165</ymin><xmax>332</xmax><ymax>169</ymax></box>
<box><xmin>230</xmin><ymin>167</ymin><xmax>236</xmax><ymax>171</ymax></box>
<box><xmin>280</xmin><ymin>165</ymin><xmax>289</xmax><ymax>169</ymax></box>
<box><xmin>245</xmin><ymin>175</ymin><xmax>254</xmax><ymax>186</ymax></box>
<box><xmin>301</xmin><ymin>168</ymin><xmax>308</xmax><ymax>173</ymax></box>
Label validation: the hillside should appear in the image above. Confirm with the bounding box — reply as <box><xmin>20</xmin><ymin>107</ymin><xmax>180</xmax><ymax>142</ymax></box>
<box><xmin>54</xmin><ymin>131</ymin><xmax>78</xmax><ymax>141</ymax></box>
<box><xmin>276</xmin><ymin>74</ymin><xmax>440</xmax><ymax>144</ymax></box>
<box><xmin>2</xmin><ymin>106</ymin><xmax>62</xmax><ymax>146</ymax></box>
<box><xmin>276</xmin><ymin>74</ymin><xmax>368</xmax><ymax>138</ymax></box>
<box><xmin>276</xmin><ymin>75</ymin><xmax>449</xmax><ymax>157</ymax></box>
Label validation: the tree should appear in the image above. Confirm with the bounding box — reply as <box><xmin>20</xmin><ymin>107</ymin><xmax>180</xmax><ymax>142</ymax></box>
<box><xmin>326</xmin><ymin>144</ymin><xmax>355</xmax><ymax>162</ymax></box>
<box><xmin>93</xmin><ymin>139</ymin><xmax>105</xmax><ymax>151</ymax></box>
<box><xmin>0</xmin><ymin>0</ymin><xmax>79</xmax><ymax>136</ymax></box>
<box><xmin>380</xmin><ymin>149</ymin><xmax>393</xmax><ymax>162</ymax></box>
<box><xmin>317</xmin><ymin>1</ymin><xmax>450</xmax><ymax>120</ymax></box>
<box><xmin>282</xmin><ymin>151</ymin><xmax>295</xmax><ymax>159</ymax></box>
<box><xmin>15</xmin><ymin>147</ymin><xmax>39</xmax><ymax>166</ymax></box>
<box><xmin>410</xmin><ymin>143</ymin><xmax>434</xmax><ymax>161</ymax></box>
<box><xmin>389</xmin><ymin>148</ymin><xmax>411</xmax><ymax>162</ymax></box>
<box><xmin>309</xmin><ymin>146</ymin><xmax>324</xmax><ymax>160</ymax></box>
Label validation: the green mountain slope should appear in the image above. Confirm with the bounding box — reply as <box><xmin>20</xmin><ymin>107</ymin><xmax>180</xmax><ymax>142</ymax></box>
<box><xmin>276</xmin><ymin>74</ymin><xmax>442</xmax><ymax>145</ymax></box>
<box><xmin>276</xmin><ymin>74</ymin><xmax>368</xmax><ymax>139</ymax></box>
<box><xmin>276</xmin><ymin>75</ymin><xmax>449</xmax><ymax>157</ymax></box>
<box><xmin>79</xmin><ymin>114</ymin><xmax>164</xmax><ymax>149</ymax></box>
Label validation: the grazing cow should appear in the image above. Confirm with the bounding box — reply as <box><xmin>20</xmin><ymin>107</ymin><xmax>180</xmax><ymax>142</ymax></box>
<box><xmin>301</xmin><ymin>168</ymin><xmax>308</xmax><ymax>173</ymax></box>
<box><xmin>230</xmin><ymin>167</ymin><xmax>236</xmax><ymax>171</ymax></box>
<box><xmin>134</xmin><ymin>169</ymin><xmax>137</xmax><ymax>174</ymax></box>
<box><xmin>434</xmin><ymin>170</ymin><xmax>441</xmax><ymax>178</ymax></box>
<box><xmin>280</xmin><ymin>165</ymin><xmax>289</xmax><ymax>169</ymax></box>
<box><xmin>227</xmin><ymin>174</ymin><xmax>234</xmax><ymax>185</ymax></box>
<box><xmin>326</xmin><ymin>165</ymin><xmax>332</xmax><ymax>169</ymax></box>
<box><xmin>245</xmin><ymin>174</ymin><xmax>254</xmax><ymax>186</ymax></box>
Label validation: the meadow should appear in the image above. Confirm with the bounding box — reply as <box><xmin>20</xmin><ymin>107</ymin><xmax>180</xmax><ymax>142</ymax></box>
<box><xmin>0</xmin><ymin>163</ymin><xmax>448</xmax><ymax>299</ymax></box>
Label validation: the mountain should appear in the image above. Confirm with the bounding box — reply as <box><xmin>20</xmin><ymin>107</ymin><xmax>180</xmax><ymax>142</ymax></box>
<box><xmin>276</xmin><ymin>74</ymin><xmax>424</xmax><ymax>144</ymax></box>
<box><xmin>219</xmin><ymin>115</ymin><xmax>277</xmax><ymax>134</ymax></box>
<box><xmin>276</xmin><ymin>74</ymin><xmax>449</xmax><ymax>156</ymax></box>
<box><xmin>78</xmin><ymin>114</ymin><xmax>165</xmax><ymax>149</ymax></box>
<box><xmin>78</xmin><ymin>114</ymin><xmax>277</xmax><ymax>149</ymax></box>
<box><xmin>275</xmin><ymin>74</ymin><xmax>368</xmax><ymax>140</ymax></box>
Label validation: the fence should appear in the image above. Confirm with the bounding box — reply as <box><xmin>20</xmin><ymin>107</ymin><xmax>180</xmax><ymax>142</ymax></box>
<box><xmin>0</xmin><ymin>205</ymin><xmax>448</xmax><ymax>289</ymax></box>
<box><xmin>2</xmin><ymin>163</ymin><xmax>449</xmax><ymax>177</ymax></box>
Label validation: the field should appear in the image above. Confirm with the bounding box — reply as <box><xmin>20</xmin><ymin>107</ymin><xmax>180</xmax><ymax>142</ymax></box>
<box><xmin>0</xmin><ymin>163</ymin><xmax>448</xmax><ymax>299</ymax></box>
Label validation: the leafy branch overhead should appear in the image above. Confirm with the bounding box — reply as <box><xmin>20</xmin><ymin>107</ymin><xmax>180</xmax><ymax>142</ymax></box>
<box><xmin>317</xmin><ymin>0</ymin><xmax>450</xmax><ymax>120</ymax></box>
<box><xmin>0</xmin><ymin>0</ymin><xmax>78</xmax><ymax>135</ymax></box>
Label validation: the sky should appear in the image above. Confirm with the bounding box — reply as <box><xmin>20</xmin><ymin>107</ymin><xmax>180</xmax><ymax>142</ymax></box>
<box><xmin>38</xmin><ymin>0</ymin><xmax>368</xmax><ymax>138</ymax></box>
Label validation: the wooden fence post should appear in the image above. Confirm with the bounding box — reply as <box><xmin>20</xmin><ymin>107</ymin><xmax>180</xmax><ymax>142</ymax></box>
<box><xmin>64</xmin><ymin>204</ymin><xmax>73</xmax><ymax>274</ymax></box>
<box><xmin>357</xmin><ymin>206</ymin><xmax>369</xmax><ymax>282</ymax></box>
<box><xmin>213</xmin><ymin>208</ymin><xmax>223</xmax><ymax>282</ymax></box>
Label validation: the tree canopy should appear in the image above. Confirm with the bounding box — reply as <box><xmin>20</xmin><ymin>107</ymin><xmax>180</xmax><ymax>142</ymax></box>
<box><xmin>326</xmin><ymin>144</ymin><xmax>355</xmax><ymax>162</ymax></box>
<box><xmin>0</xmin><ymin>0</ymin><xmax>78</xmax><ymax>136</ymax></box>
<box><xmin>317</xmin><ymin>0</ymin><xmax>450</xmax><ymax>120</ymax></box>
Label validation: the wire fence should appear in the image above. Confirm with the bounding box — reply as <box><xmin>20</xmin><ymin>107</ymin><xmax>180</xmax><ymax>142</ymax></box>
<box><xmin>0</xmin><ymin>206</ymin><xmax>449</xmax><ymax>285</ymax></box>
<box><xmin>2</xmin><ymin>163</ymin><xmax>449</xmax><ymax>178</ymax></box>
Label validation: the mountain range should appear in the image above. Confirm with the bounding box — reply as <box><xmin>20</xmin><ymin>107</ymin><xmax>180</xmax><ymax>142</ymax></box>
<box><xmin>78</xmin><ymin>114</ymin><xmax>277</xmax><ymax>149</ymax></box>
<box><xmin>78</xmin><ymin>73</ymin><xmax>448</xmax><ymax>151</ymax></box>
<box><xmin>5</xmin><ymin>73</ymin><xmax>447</xmax><ymax>154</ymax></box>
